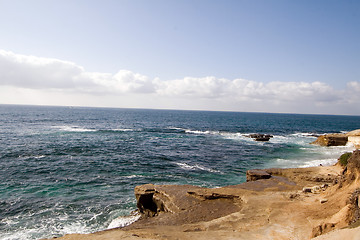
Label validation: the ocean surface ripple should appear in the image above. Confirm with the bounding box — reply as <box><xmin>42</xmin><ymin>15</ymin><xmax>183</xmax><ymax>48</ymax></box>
<box><xmin>0</xmin><ymin>105</ymin><xmax>359</xmax><ymax>239</ymax></box>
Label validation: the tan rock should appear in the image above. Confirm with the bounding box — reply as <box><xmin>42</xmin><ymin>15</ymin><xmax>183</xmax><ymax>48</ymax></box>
<box><xmin>347</xmin><ymin>129</ymin><xmax>360</xmax><ymax>149</ymax></box>
<box><xmin>311</xmin><ymin>133</ymin><xmax>348</xmax><ymax>146</ymax></box>
<box><xmin>320</xmin><ymin>199</ymin><xmax>328</xmax><ymax>204</ymax></box>
<box><xmin>311</xmin><ymin>129</ymin><xmax>360</xmax><ymax>148</ymax></box>
<box><xmin>48</xmin><ymin>150</ymin><xmax>360</xmax><ymax>240</ymax></box>
<box><xmin>246</xmin><ymin>169</ymin><xmax>271</xmax><ymax>182</ymax></box>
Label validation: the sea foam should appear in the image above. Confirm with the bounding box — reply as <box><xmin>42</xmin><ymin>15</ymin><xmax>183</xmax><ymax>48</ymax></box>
<box><xmin>53</xmin><ymin>126</ymin><xmax>97</xmax><ymax>132</ymax></box>
<box><xmin>175</xmin><ymin>162</ymin><xmax>221</xmax><ymax>173</ymax></box>
<box><xmin>107</xmin><ymin>214</ymin><xmax>140</xmax><ymax>229</ymax></box>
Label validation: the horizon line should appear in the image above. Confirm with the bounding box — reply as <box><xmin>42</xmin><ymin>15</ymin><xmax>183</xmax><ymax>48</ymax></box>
<box><xmin>1</xmin><ymin>103</ymin><xmax>359</xmax><ymax>117</ymax></box>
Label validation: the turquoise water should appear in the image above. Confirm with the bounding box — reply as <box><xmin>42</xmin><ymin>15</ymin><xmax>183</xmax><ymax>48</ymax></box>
<box><xmin>0</xmin><ymin>105</ymin><xmax>359</xmax><ymax>239</ymax></box>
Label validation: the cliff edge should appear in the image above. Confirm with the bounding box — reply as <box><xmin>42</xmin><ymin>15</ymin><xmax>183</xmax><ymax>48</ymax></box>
<box><xmin>312</xmin><ymin>129</ymin><xmax>360</xmax><ymax>148</ymax></box>
<box><xmin>48</xmin><ymin>150</ymin><xmax>360</xmax><ymax>240</ymax></box>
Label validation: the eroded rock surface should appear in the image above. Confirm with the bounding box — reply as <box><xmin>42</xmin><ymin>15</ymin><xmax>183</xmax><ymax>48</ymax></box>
<box><xmin>50</xmin><ymin>150</ymin><xmax>360</xmax><ymax>240</ymax></box>
<box><xmin>312</xmin><ymin>133</ymin><xmax>348</xmax><ymax>146</ymax></box>
<box><xmin>311</xmin><ymin>129</ymin><xmax>360</xmax><ymax>148</ymax></box>
<box><xmin>246</xmin><ymin>169</ymin><xmax>272</xmax><ymax>181</ymax></box>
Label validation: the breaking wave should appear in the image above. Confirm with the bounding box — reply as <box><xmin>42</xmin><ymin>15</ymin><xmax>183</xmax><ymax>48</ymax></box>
<box><xmin>175</xmin><ymin>162</ymin><xmax>221</xmax><ymax>173</ymax></box>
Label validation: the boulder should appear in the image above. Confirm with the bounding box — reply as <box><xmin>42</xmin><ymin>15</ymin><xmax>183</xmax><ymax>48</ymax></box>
<box><xmin>246</xmin><ymin>169</ymin><xmax>272</xmax><ymax>182</ymax></box>
<box><xmin>311</xmin><ymin>134</ymin><xmax>348</xmax><ymax>146</ymax></box>
<box><xmin>248</xmin><ymin>134</ymin><xmax>273</xmax><ymax>142</ymax></box>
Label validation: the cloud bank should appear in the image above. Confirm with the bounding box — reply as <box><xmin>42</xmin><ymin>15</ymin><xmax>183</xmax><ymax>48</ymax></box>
<box><xmin>0</xmin><ymin>50</ymin><xmax>359</xmax><ymax>114</ymax></box>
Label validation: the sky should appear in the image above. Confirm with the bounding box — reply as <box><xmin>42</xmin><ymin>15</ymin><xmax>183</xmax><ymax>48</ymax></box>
<box><xmin>0</xmin><ymin>0</ymin><xmax>359</xmax><ymax>115</ymax></box>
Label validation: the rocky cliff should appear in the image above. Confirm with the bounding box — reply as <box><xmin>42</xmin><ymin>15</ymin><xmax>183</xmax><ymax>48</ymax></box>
<box><xmin>312</xmin><ymin>129</ymin><xmax>360</xmax><ymax>148</ymax></box>
<box><xmin>49</xmin><ymin>150</ymin><xmax>360</xmax><ymax>240</ymax></box>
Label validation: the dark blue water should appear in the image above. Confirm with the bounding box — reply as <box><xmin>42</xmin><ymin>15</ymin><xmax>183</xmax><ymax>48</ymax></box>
<box><xmin>0</xmin><ymin>105</ymin><xmax>359</xmax><ymax>239</ymax></box>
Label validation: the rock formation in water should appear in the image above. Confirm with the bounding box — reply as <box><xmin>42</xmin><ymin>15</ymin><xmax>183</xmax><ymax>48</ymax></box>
<box><xmin>312</xmin><ymin>129</ymin><xmax>360</xmax><ymax>148</ymax></box>
<box><xmin>248</xmin><ymin>133</ymin><xmax>273</xmax><ymax>141</ymax></box>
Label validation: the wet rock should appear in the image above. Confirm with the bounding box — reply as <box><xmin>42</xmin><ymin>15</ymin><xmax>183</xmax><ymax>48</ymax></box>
<box><xmin>248</xmin><ymin>134</ymin><xmax>273</xmax><ymax>142</ymax></box>
<box><xmin>311</xmin><ymin>133</ymin><xmax>348</xmax><ymax>146</ymax></box>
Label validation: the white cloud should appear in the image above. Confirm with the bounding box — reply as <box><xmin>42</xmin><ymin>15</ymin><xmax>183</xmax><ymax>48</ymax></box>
<box><xmin>0</xmin><ymin>50</ymin><xmax>85</xmax><ymax>89</ymax></box>
<box><xmin>0</xmin><ymin>49</ymin><xmax>358</xmax><ymax>114</ymax></box>
<box><xmin>0</xmin><ymin>50</ymin><xmax>153</xmax><ymax>94</ymax></box>
<box><xmin>95</xmin><ymin>70</ymin><xmax>155</xmax><ymax>93</ymax></box>
<box><xmin>344</xmin><ymin>81</ymin><xmax>360</xmax><ymax>104</ymax></box>
<box><xmin>156</xmin><ymin>77</ymin><xmax>342</xmax><ymax>104</ymax></box>
<box><xmin>155</xmin><ymin>76</ymin><xmax>230</xmax><ymax>98</ymax></box>
<box><xmin>347</xmin><ymin>81</ymin><xmax>360</xmax><ymax>92</ymax></box>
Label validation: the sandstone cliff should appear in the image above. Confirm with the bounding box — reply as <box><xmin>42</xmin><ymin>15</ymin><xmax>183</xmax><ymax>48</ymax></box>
<box><xmin>48</xmin><ymin>150</ymin><xmax>360</xmax><ymax>240</ymax></box>
<box><xmin>312</xmin><ymin>129</ymin><xmax>360</xmax><ymax>148</ymax></box>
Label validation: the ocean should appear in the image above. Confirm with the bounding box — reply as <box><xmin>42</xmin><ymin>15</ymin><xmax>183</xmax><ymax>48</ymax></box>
<box><xmin>0</xmin><ymin>105</ymin><xmax>359</xmax><ymax>240</ymax></box>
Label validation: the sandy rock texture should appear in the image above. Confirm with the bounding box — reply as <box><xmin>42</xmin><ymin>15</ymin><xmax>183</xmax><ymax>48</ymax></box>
<box><xmin>48</xmin><ymin>150</ymin><xmax>360</xmax><ymax>240</ymax></box>
<box><xmin>312</xmin><ymin>129</ymin><xmax>360</xmax><ymax>148</ymax></box>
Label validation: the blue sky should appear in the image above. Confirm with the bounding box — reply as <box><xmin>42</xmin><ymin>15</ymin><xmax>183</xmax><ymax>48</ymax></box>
<box><xmin>0</xmin><ymin>0</ymin><xmax>359</xmax><ymax>115</ymax></box>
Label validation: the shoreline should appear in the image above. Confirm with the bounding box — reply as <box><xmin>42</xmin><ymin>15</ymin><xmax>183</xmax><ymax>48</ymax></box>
<box><xmin>48</xmin><ymin>149</ymin><xmax>360</xmax><ymax>240</ymax></box>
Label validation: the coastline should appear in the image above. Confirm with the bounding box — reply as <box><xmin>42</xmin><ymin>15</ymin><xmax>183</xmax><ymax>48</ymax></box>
<box><xmin>2</xmin><ymin>106</ymin><xmax>360</xmax><ymax>239</ymax></box>
<box><xmin>48</xmin><ymin>148</ymin><xmax>360</xmax><ymax>240</ymax></box>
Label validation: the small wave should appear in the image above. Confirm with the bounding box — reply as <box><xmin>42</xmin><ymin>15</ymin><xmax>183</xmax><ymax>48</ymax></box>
<box><xmin>107</xmin><ymin>214</ymin><xmax>140</xmax><ymax>229</ymax></box>
<box><xmin>185</xmin><ymin>130</ymin><xmax>259</xmax><ymax>144</ymax></box>
<box><xmin>52</xmin><ymin>126</ymin><xmax>97</xmax><ymax>133</ymax></box>
<box><xmin>311</xmin><ymin>144</ymin><xmax>355</xmax><ymax>156</ymax></box>
<box><xmin>0</xmin><ymin>219</ymin><xmax>89</xmax><ymax>240</ymax></box>
<box><xmin>175</xmin><ymin>162</ymin><xmax>221</xmax><ymax>173</ymax></box>
<box><xmin>98</xmin><ymin>128</ymin><xmax>138</xmax><ymax>133</ymax></box>
<box><xmin>111</xmin><ymin>128</ymin><xmax>135</xmax><ymax>132</ymax></box>
<box><xmin>291</xmin><ymin>132</ymin><xmax>318</xmax><ymax>138</ymax></box>
<box><xmin>167</xmin><ymin>127</ymin><xmax>186</xmax><ymax>131</ymax></box>
<box><xmin>273</xmin><ymin>142</ymin><xmax>355</xmax><ymax>169</ymax></box>
<box><xmin>185</xmin><ymin>129</ymin><xmax>220</xmax><ymax>135</ymax></box>
<box><xmin>179</xmin><ymin>129</ymin><xmax>317</xmax><ymax>147</ymax></box>
<box><xmin>52</xmin><ymin>126</ymin><xmax>138</xmax><ymax>133</ymax></box>
<box><xmin>299</xmin><ymin>158</ymin><xmax>338</xmax><ymax>168</ymax></box>
<box><xmin>18</xmin><ymin>154</ymin><xmax>46</xmax><ymax>160</ymax></box>
<box><xmin>122</xmin><ymin>175</ymin><xmax>139</xmax><ymax>179</ymax></box>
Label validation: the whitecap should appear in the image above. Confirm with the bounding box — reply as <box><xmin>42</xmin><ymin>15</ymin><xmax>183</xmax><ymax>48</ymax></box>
<box><xmin>107</xmin><ymin>214</ymin><xmax>140</xmax><ymax>229</ymax></box>
<box><xmin>57</xmin><ymin>222</ymin><xmax>90</xmax><ymax>235</ymax></box>
<box><xmin>0</xmin><ymin>220</ymin><xmax>89</xmax><ymax>240</ymax></box>
<box><xmin>52</xmin><ymin>126</ymin><xmax>97</xmax><ymax>132</ymax></box>
<box><xmin>122</xmin><ymin>175</ymin><xmax>139</xmax><ymax>179</ymax></box>
<box><xmin>166</xmin><ymin>127</ymin><xmax>186</xmax><ymax>131</ymax></box>
<box><xmin>111</xmin><ymin>128</ymin><xmax>136</xmax><ymax>132</ymax></box>
<box><xmin>299</xmin><ymin>158</ymin><xmax>338</xmax><ymax>168</ymax></box>
<box><xmin>18</xmin><ymin>154</ymin><xmax>46</xmax><ymax>160</ymax></box>
<box><xmin>185</xmin><ymin>129</ymin><xmax>220</xmax><ymax>135</ymax></box>
<box><xmin>270</xmin><ymin>143</ymin><xmax>355</xmax><ymax>169</ymax></box>
<box><xmin>291</xmin><ymin>132</ymin><xmax>318</xmax><ymax>138</ymax></box>
<box><xmin>217</xmin><ymin>132</ymin><xmax>254</xmax><ymax>143</ymax></box>
<box><xmin>175</xmin><ymin>162</ymin><xmax>221</xmax><ymax>173</ymax></box>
